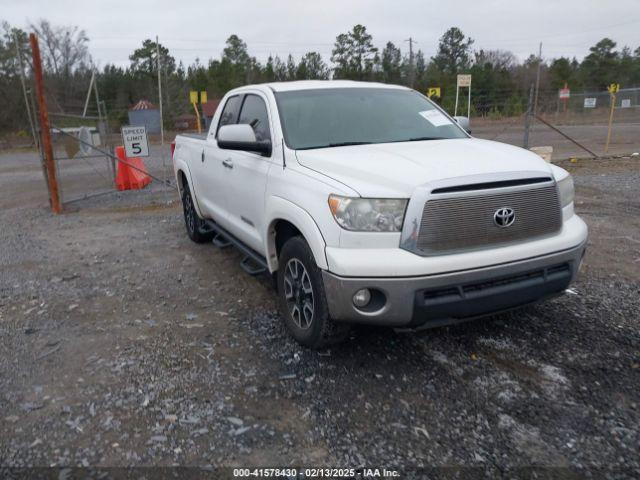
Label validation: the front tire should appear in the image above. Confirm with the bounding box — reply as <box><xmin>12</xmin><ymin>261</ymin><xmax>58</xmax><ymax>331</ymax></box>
<box><xmin>277</xmin><ymin>236</ymin><xmax>349</xmax><ymax>349</ymax></box>
<box><xmin>182</xmin><ymin>183</ymin><xmax>213</xmax><ymax>244</ymax></box>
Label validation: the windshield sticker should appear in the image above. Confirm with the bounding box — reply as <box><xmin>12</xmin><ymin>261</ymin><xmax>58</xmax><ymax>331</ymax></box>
<box><xmin>419</xmin><ymin>110</ymin><xmax>451</xmax><ymax>127</ymax></box>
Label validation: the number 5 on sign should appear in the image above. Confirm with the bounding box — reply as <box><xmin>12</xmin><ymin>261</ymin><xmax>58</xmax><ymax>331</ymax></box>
<box><xmin>121</xmin><ymin>125</ymin><xmax>149</xmax><ymax>158</ymax></box>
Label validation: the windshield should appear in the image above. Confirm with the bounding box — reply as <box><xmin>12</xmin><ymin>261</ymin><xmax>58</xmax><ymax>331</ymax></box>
<box><xmin>275</xmin><ymin>87</ymin><xmax>468</xmax><ymax>150</ymax></box>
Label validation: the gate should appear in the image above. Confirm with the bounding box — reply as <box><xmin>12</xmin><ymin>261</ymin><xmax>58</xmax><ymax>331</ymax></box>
<box><xmin>27</xmin><ymin>33</ymin><xmax>176</xmax><ymax>214</ymax></box>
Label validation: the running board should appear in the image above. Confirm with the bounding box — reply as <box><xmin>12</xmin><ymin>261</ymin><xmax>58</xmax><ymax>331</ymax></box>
<box><xmin>240</xmin><ymin>256</ymin><xmax>267</xmax><ymax>276</ymax></box>
<box><xmin>212</xmin><ymin>233</ymin><xmax>232</xmax><ymax>248</ymax></box>
<box><xmin>204</xmin><ymin>220</ymin><xmax>269</xmax><ymax>275</ymax></box>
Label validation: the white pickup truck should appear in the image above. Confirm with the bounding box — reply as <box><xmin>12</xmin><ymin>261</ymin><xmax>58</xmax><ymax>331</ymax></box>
<box><xmin>172</xmin><ymin>80</ymin><xmax>587</xmax><ymax>349</ymax></box>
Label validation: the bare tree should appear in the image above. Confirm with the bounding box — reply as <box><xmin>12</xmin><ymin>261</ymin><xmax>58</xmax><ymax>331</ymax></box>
<box><xmin>29</xmin><ymin>19</ymin><xmax>92</xmax><ymax>111</ymax></box>
<box><xmin>29</xmin><ymin>20</ymin><xmax>91</xmax><ymax>77</ymax></box>
<box><xmin>474</xmin><ymin>49</ymin><xmax>517</xmax><ymax>70</ymax></box>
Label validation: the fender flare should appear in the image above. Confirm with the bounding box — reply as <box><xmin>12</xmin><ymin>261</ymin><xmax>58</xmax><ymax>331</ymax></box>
<box><xmin>264</xmin><ymin>196</ymin><xmax>328</xmax><ymax>272</ymax></box>
<box><xmin>174</xmin><ymin>159</ymin><xmax>205</xmax><ymax>219</ymax></box>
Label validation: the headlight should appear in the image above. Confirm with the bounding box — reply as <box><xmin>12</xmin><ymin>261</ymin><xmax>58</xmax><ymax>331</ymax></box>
<box><xmin>328</xmin><ymin>195</ymin><xmax>407</xmax><ymax>232</ymax></box>
<box><xmin>557</xmin><ymin>174</ymin><xmax>574</xmax><ymax>208</ymax></box>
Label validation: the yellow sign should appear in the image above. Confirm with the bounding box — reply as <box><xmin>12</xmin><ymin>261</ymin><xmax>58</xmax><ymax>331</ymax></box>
<box><xmin>189</xmin><ymin>91</ymin><xmax>198</xmax><ymax>104</ymax></box>
<box><xmin>427</xmin><ymin>87</ymin><xmax>441</xmax><ymax>98</ymax></box>
<box><xmin>607</xmin><ymin>83</ymin><xmax>620</xmax><ymax>94</ymax></box>
<box><xmin>200</xmin><ymin>91</ymin><xmax>207</xmax><ymax>104</ymax></box>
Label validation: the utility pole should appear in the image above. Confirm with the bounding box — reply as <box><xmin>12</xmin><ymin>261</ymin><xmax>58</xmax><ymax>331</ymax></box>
<box><xmin>533</xmin><ymin>42</ymin><xmax>543</xmax><ymax>120</ymax></box>
<box><xmin>14</xmin><ymin>33</ymin><xmax>38</xmax><ymax>148</ymax></box>
<box><xmin>93</xmin><ymin>72</ymin><xmax>103</xmax><ymax>132</ymax></box>
<box><xmin>30</xmin><ymin>33</ymin><xmax>62</xmax><ymax>214</ymax></box>
<box><xmin>405</xmin><ymin>37</ymin><xmax>416</xmax><ymax>88</ymax></box>
<box><xmin>82</xmin><ymin>69</ymin><xmax>95</xmax><ymax>117</ymax></box>
<box><xmin>163</xmin><ymin>61</ymin><xmax>171</xmax><ymax>118</ymax></box>
<box><xmin>156</xmin><ymin>35</ymin><xmax>164</xmax><ymax>146</ymax></box>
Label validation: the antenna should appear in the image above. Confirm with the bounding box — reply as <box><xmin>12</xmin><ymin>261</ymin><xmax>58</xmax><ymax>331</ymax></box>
<box><xmin>281</xmin><ymin>138</ymin><xmax>286</xmax><ymax>169</ymax></box>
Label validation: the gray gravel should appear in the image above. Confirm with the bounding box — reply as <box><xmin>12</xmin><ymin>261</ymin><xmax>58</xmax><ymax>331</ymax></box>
<box><xmin>0</xmin><ymin>153</ymin><xmax>639</xmax><ymax>476</ymax></box>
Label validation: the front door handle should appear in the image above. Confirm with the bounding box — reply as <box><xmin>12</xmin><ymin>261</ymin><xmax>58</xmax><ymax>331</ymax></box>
<box><xmin>222</xmin><ymin>158</ymin><xmax>234</xmax><ymax>169</ymax></box>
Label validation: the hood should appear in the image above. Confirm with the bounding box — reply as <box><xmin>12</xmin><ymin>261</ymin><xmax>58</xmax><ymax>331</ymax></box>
<box><xmin>295</xmin><ymin>138</ymin><xmax>554</xmax><ymax>198</ymax></box>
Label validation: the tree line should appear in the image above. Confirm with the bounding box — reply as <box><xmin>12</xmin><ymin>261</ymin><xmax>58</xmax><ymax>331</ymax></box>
<box><xmin>1</xmin><ymin>20</ymin><xmax>639</xmax><ymax>135</ymax></box>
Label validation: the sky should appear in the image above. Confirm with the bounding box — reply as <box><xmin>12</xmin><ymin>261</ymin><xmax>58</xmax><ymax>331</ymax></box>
<box><xmin>2</xmin><ymin>0</ymin><xmax>640</xmax><ymax>69</ymax></box>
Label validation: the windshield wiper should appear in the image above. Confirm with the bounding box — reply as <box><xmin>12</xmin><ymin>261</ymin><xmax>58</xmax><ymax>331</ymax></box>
<box><xmin>297</xmin><ymin>141</ymin><xmax>373</xmax><ymax>150</ymax></box>
<box><xmin>406</xmin><ymin>136</ymin><xmax>448</xmax><ymax>142</ymax></box>
<box><xmin>328</xmin><ymin>141</ymin><xmax>373</xmax><ymax>147</ymax></box>
<box><xmin>381</xmin><ymin>136</ymin><xmax>449</xmax><ymax>144</ymax></box>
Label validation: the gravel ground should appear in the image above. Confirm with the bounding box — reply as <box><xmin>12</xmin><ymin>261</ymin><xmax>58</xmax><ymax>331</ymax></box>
<box><xmin>0</xmin><ymin>151</ymin><xmax>639</xmax><ymax>477</ymax></box>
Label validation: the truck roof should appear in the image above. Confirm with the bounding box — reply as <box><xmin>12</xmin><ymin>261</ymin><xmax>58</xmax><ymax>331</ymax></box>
<box><xmin>235</xmin><ymin>80</ymin><xmax>410</xmax><ymax>93</ymax></box>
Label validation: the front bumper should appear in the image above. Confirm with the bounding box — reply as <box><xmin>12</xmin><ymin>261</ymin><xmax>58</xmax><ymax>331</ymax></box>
<box><xmin>322</xmin><ymin>242</ymin><xmax>586</xmax><ymax>328</ymax></box>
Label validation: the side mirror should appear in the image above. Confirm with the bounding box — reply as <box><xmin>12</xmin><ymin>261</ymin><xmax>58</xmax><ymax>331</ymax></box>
<box><xmin>217</xmin><ymin>124</ymin><xmax>272</xmax><ymax>156</ymax></box>
<box><xmin>453</xmin><ymin>116</ymin><xmax>471</xmax><ymax>134</ymax></box>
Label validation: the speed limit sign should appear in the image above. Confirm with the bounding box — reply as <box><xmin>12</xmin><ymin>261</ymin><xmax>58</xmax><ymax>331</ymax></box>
<box><xmin>121</xmin><ymin>125</ymin><xmax>149</xmax><ymax>158</ymax></box>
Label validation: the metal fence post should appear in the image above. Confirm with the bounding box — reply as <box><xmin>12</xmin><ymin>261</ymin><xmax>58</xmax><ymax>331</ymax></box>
<box><xmin>29</xmin><ymin>33</ymin><xmax>62</xmax><ymax>214</ymax></box>
<box><xmin>523</xmin><ymin>83</ymin><xmax>534</xmax><ymax>149</ymax></box>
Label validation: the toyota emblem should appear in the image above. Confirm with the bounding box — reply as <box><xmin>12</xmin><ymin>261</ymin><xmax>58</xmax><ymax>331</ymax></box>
<box><xmin>494</xmin><ymin>207</ymin><xmax>515</xmax><ymax>228</ymax></box>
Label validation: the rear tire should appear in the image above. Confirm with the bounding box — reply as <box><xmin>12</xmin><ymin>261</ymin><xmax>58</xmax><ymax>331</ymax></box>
<box><xmin>277</xmin><ymin>236</ymin><xmax>350</xmax><ymax>349</ymax></box>
<box><xmin>182</xmin><ymin>183</ymin><xmax>213</xmax><ymax>244</ymax></box>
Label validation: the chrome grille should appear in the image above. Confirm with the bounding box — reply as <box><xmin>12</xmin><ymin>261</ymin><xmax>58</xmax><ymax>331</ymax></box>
<box><xmin>416</xmin><ymin>184</ymin><xmax>562</xmax><ymax>254</ymax></box>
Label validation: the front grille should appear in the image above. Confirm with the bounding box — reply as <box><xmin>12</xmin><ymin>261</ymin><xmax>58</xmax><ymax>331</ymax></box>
<box><xmin>416</xmin><ymin>183</ymin><xmax>562</xmax><ymax>254</ymax></box>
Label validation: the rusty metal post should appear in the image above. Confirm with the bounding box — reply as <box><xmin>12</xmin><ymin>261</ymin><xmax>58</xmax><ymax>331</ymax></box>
<box><xmin>29</xmin><ymin>33</ymin><xmax>62</xmax><ymax>214</ymax></box>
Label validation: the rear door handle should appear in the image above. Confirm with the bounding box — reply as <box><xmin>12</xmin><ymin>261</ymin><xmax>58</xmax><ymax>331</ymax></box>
<box><xmin>201</xmin><ymin>150</ymin><xmax>205</xmax><ymax>162</ymax></box>
<box><xmin>222</xmin><ymin>158</ymin><xmax>234</xmax><ymax>169</ymax></box>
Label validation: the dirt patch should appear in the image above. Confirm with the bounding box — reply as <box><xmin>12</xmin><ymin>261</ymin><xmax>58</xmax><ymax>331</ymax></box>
<box><xmin>0</xmin><ymin>151</ymin><xmax>638</xmax><ymax>472</ymax></box>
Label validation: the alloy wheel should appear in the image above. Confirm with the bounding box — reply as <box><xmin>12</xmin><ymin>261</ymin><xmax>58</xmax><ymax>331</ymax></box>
<box><xmin>283</xmin><ymin>258</ymin><xmax>315</xmax><ymax>329</ymax></box>
<box><xmin>184</xmin><ymin>192</ymin><xmax>195</xmax><ymax>234</ymax></box>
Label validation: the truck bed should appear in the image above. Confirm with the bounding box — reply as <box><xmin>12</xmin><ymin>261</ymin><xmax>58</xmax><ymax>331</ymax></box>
<box><xmin>177</xmin><ymin>132</ymin><xmax>207</xmax><ymax>141</ymax></box>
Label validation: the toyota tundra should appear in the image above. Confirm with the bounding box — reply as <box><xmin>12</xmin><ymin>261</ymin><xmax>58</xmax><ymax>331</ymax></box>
<box><xmin>172</xmin><ymin>80</ymin><xmax>588</xmax><ymax>349</ymax></box>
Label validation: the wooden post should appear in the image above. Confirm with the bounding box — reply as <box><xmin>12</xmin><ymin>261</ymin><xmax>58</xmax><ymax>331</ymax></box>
<box><xmin>29</xmin><ymin>33</ymin><xmax>62</xmax><ymax>214</ymax></box>
<box><xmin>604</xmin><ymin>91</ymin><xmax>616</xmax><ymax>155</ymax></box>
<box><xmin>192</xmin><ymin>102</ymin><xmax>202</xmax><ymax>134</ymax></box>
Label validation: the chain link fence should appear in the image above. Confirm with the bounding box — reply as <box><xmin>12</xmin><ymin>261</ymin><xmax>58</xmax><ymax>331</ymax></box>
<box><xmin>28</xmin><ymin>69</ymin><xmax>176</xmax><ymax>210</ymax></box>
<box><xmin>471</xmin><ymin>87</ymin><xmax>640</xmax><ymax>160</ymax></box>
<box><xmin>37</xmin><ymin>84</ymin><xmax>640</xmax><ymax>210</ymax></box>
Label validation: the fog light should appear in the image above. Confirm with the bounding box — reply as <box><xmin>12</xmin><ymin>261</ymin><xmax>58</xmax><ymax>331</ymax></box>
<box><xmin>352</xmin><ymin>288</ymin><xmax>371</xmax><ymax>308</ymax></box>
